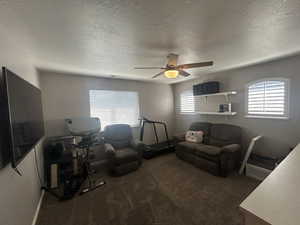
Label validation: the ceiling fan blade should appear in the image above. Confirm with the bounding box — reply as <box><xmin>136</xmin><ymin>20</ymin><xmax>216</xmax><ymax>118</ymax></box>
<box><xmin>134</xmin><ymin>67</ymin><xmax>166</xmax><ymax>69</ymax></box>
<box><xmin>177</xmin><ymin>61</ymin><xmax>213</xmax><ymax>69</ymax></box>
<box><xmin>152</xmin><ymin>71</ymin><xmax>165</xmax><ymax>79</ymax></box>
<box><xmin>179</xmin><ymin>70</ymin><xmax>191</xmax><ymax>77</ymax></box>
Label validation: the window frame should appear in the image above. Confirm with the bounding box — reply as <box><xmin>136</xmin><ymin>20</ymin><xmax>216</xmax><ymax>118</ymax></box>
<box><xmin>179</xmin><ymin>89</ymin><xmax>195</xmax><ymax>114</ymax></box>
<box><xmin>245</xmin><ymin>78</ymin><xmax>290</xmax><ymax>120</ymax></box>
<box><xmin>89</xmin><ymin>89</ymin><xmax>141</xmax><ymax>130</ymax></box>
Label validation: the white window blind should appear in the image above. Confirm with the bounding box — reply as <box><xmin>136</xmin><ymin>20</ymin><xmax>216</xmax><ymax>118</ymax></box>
<box><xmin>247</xmin><ymin>79</ymin><xmax>289</xmax><ymax>118</ymax></box>
<box><xmin>180</xmin><ymin>90</ymin><xmax>195</xmax><ymax>114</ymax></box>
<box><xmin>89</xmin><ymin>90</ymin><xmax>140</xmax><ymax>130</ymax></box>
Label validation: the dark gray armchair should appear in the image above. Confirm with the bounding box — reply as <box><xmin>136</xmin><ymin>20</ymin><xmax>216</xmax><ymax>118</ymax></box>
<box><xmin>103</xmin><ymin>124</ymin><xmax>144</xmax><ymax>176</ymax></box>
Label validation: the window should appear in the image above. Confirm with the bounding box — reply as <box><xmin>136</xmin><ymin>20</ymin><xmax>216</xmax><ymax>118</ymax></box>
<box><xmin>89</xmin><ymin>90</ymin><xmax>140</xmax><ymax>130</ymax></box>
<box><xmin>180</xmin><ymin>90</ymin><xmax>195</xmax><ymax>114</ymax></box>
<box><xmin>246</xmin><ymin>78</ymin><xmax>289</xmax><ymax>119</ymax></box>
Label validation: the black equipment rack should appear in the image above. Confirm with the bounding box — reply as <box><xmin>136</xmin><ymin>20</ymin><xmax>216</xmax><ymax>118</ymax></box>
<box><xmin>139</xmin><ymin>117</ymin><xmax>175</xmax><ymax>159</ymax></box>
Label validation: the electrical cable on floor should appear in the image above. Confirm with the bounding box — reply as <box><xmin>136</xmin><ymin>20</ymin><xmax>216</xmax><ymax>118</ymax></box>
<box><xmin>13</xmin><ymin>167</ymin><xmax>22</xmax><ymax>176</ymax></box>
<box><xmin>34</xmin><ymin>146</ymin><xmax>44</xmax><ymax>187</ymax></box>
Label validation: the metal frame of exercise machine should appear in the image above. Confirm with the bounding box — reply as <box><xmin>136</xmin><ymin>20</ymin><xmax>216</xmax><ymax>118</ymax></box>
<box><xmin>139</xmin><ymin>117</ymin><xmax>174</xmax><ymax>159</ymax></box>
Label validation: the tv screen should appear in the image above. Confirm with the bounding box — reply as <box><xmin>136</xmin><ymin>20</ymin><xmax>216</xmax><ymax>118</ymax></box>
<box><xmin>1</xmin><ymin>67</ymin><xmax>45</xmax><ymax>168</ymax></box>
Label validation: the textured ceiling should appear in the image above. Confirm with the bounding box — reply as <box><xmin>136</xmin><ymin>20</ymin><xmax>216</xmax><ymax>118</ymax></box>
<box><xmin>1</xmin><ymin>0</ymin><xmax>300</xmax><ymax>83</ymax></box>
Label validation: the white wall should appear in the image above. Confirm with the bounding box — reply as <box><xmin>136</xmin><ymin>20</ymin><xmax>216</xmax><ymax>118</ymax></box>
<box><xmin>40</xmin><ymin>71</ymin><xmax>174</xmax><ymax>145</ymax></box>
<box><xmin>172</xmin><ymin>55</ymin><xmax>300</xmax><ymax>158</ymax></box>
<box><xmin>0</xmin><ymin>29</ymin><xmax>43</xmax><ymax>225</ymax></box>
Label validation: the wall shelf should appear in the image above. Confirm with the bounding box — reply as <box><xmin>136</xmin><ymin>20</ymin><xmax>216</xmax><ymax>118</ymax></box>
<box><xmin>192</xmin><ymin>91</ymin><xmax>237</xmax><ymax>115</ymax></box>
<box><xmin>195</xmin><ymin>111</ymin><xmax>237</xmax><ymax>116</ymax></box>
<box><xmin>194</xmin><ymin>91</ymin><xmax>237</xmax><ymax>98</ymax></box>
<box><xmin>194</xmin><ymin>91</ymin><xmax>237</xmax><ymax>102</ymax></box>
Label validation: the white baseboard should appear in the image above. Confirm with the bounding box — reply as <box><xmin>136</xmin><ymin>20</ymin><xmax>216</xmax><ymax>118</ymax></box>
<box><xmin>31</xmin><ymin>190</ymin><xmax>45</xmax><ymax>225</ymax></box>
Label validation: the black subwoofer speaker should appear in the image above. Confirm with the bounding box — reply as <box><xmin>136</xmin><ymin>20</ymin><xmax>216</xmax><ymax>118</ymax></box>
<box><xmin>193</xmin><ymin>81</ymin><xmax>220</xmax><ymax>96</ymax></box>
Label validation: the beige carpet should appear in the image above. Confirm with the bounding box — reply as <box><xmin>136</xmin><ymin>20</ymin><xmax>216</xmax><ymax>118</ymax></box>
<box><xmin>37</xmin><ymin>154</ymin><xmax>259</xmax><ymax>225</ymax></box>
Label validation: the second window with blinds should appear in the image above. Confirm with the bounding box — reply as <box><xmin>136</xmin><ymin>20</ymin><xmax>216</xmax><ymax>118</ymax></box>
<box><xmin>246</xmin><ymin>78</ymin><xmax>289</xmax><ymax>119</ymax></box>
<box><xmin>89</xmin><ymin>90</ymin><xmax>140</xmax><ymax>130</ymax></box>
<box><xmin>180</xmin><ymin>90</ymin><xmax>195</xmax><ymax>114</ymax></box>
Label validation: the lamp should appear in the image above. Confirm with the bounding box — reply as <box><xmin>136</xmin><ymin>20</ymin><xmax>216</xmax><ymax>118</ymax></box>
<box><xmin>164</xmin><ymin>70</ymin><xmax>179</xmax><ymax>78</ymax></box>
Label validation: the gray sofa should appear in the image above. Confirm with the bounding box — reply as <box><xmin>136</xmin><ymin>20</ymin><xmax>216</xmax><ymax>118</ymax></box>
<box><xmin>175</xmin><ymin>122</ymin><xmax>241</xmax><ymax>177</ymax></box>
<box><xmin>103</xmin><ymin>124</ymin><xmax>144</xmax><ymax>176</ymax></box>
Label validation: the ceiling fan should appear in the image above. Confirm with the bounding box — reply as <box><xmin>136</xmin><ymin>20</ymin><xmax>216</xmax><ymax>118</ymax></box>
<box><xmin>134</xmin><ymin>53</ymin><xmax>213</xmax><ymax>79</ymax></box>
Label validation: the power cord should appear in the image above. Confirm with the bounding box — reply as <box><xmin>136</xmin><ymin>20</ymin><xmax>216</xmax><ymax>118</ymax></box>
<box><xmin>13</xmin><ymin>167</ymin><xmax>22</xmax><ymax>176</ymax></box>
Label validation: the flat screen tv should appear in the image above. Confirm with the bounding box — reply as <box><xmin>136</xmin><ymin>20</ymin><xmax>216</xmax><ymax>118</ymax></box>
<box><xmin>0</xmin><ymin>67</ymin><xmax>44</xmax><ymax>168</ymax></box>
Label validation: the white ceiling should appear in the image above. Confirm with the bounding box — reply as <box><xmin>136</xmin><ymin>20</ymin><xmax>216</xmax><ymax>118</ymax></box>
<box><xmin>1</xmin><ymin>0</ymin><xmax>300</xmax><ymax>84</ymax></box>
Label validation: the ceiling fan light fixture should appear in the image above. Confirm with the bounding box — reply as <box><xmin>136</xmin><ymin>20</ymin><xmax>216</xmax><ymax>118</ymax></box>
<box><xmin>164</xmin><ymin>70</ymin><xmax>179</xmax><ymax>78</ymax></box>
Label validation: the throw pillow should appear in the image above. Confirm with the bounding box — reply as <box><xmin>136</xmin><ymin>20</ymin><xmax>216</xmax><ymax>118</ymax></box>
<box><xmin>185</xmin><ymin>130</ymin><xmax>204</xmax><ymax>143</ymax></box>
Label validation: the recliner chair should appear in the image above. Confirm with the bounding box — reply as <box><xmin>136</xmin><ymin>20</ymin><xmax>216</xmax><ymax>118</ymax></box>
<box><xmin>103</xmin><ymin>124</ymin><xmax>144</xmax><ymax>176</ymax></box>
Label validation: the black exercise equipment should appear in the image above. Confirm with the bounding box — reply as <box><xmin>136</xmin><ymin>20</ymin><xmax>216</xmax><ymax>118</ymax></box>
<box><xmin>43</xmin><ymin>136</ymin><xmax>85</xmax><ymax>200</ymax></box>
<box><xmin>65</xmin><ymin>118</ymin><xmax>105</xmax><ymax>195</ymax></box>
<box><xmin>139</xmin><ymin>117</ymin><xmax>175</xmax><ymax>159</ymax></box>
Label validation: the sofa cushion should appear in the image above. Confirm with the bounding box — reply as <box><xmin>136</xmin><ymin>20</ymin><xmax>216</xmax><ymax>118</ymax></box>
<box><xmin>194</xmin><ymin>144</ymin><xmax>222</xmax><ymax>155</ymax></box>
<box><xmin>209</xmin><ymin>124</ymin><xmax>241</xmax><ymax>147</ymax></box>
<box><xmin>209</xmin><ymin>138</ymin><xmax>232</xmax><ymax>147</ymax></box>
<box><xmin>177</xmin><ymin>142</ymin><xmax>221</xmax><ymax>156</ymax></box>
<box><xmin>115</xmin><ymin>148</ymin><xmax>139</xmax><ymax>164</ymax></box>
<box><xmin>189</xmin><ymin>122</ymin><xmax>211</xmax><ymax>133</ymax></box>
<box><xmin>177</xmin><ymin>141</ymin><xmax>201</xmax><ymax>154</ymax></box>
